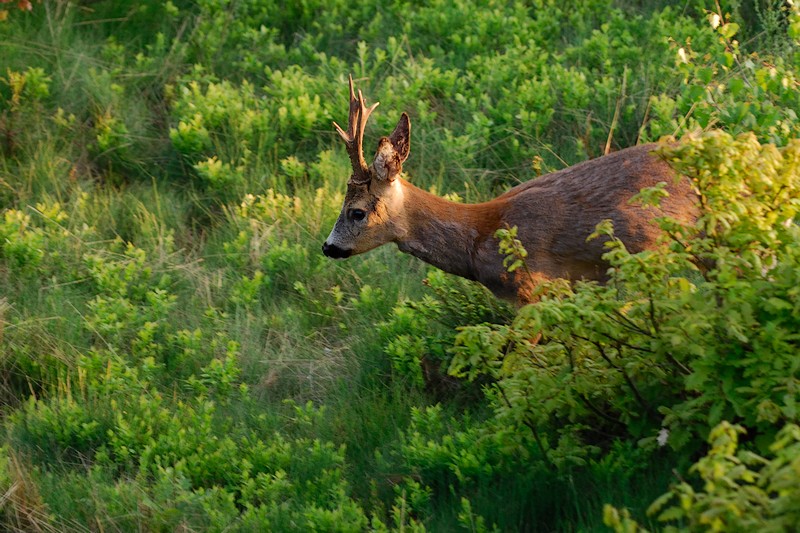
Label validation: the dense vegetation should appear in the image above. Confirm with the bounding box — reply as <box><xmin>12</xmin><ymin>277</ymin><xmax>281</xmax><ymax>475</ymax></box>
<box><xmin>0</xmin><ymin>0</ymin><xmax>798</xmax><ymax>531</ymax></box>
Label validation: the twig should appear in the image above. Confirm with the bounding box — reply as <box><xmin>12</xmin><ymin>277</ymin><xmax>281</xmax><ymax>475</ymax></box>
<box><xmin>594</xmin><ymin>341</ymin><xmax>653</xmax><ymax>416</ymax></box>
<box><xmin>605</xmin><ymin>65</ymin><xmax>628</xmax><ymax>155</ymax></box>
<box><xmin>494</xmin><ymin>380</ymin><xmax>556</xmax><ymax>471</ymax></box>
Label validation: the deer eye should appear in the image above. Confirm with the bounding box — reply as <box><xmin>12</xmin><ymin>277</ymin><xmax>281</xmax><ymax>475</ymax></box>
<box><xmin>349</xmin><ymin>209</ymin><xmax>366</xmax><ymax>222</ymax></box>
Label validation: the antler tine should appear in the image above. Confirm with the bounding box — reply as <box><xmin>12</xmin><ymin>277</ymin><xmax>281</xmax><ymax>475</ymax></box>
<box><xmin>333</xmin><ymin>75</ymin><xmax>358</xmax><ymax>142</ymax></box>
<box><xmin>333</xmin><ymin>75</ymin><xmax>379</xmax><ymax>182</ymax></box>
<box><xmin>354</xmin><ymin>88</ymin><xmax>379</xmax><ymax>173</ymax></box>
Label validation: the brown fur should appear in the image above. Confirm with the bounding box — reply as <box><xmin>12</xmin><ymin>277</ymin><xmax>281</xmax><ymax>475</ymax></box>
<box><xmin>392</xmin><ymin>144</ymin><xmax>697</xmax><ymax>302</ymax></box>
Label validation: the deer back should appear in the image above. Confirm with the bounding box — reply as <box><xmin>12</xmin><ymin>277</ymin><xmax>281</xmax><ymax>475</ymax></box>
<box><xmin>467</xmin><ymin>144</ymin><xmax>698</xmax><ymax>300</ymax></box>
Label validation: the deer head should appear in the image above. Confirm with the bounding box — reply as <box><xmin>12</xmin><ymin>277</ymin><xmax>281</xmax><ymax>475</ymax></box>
<box><xmin>322</xmin><ymin>76</ymin><xmax>411</xmax><ymax>259</ymax></box>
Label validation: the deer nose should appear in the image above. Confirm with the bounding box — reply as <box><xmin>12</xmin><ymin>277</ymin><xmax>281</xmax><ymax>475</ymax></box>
<box><xmin>322</xmin><ymin>242</ymin><xmax>352</xmax><ymax>259</ymax></box>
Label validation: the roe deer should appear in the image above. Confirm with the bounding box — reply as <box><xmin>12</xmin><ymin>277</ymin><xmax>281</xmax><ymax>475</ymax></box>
<box><xmin>322</xmin><ymin>76</ymin><xmax>698</xmax><ymax>303</ymax></box>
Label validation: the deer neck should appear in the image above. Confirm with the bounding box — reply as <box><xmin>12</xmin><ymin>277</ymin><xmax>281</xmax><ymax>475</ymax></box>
<box><xmin>393</xmin><ymin>179</ymin><xmax>503</xmax><ymax>281</ymax></box>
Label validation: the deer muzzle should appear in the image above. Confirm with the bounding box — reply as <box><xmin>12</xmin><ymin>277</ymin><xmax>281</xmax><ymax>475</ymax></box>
<box><xmin>322</xmin><ymin>241</ymin><xmax>352</xmax><ymax>259</ymax></box>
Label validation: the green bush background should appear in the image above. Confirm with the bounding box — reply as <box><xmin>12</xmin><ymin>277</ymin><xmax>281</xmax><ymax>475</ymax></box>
<box><xmin>0</xmin><ymin>0</ymin><xmax>798</xmax><ymax>531</ymax></box>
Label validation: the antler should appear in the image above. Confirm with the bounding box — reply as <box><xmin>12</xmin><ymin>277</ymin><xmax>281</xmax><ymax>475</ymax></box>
<box><xmin>333</xmin><ymin>75</ymin><xmax>379</xmax><ymax>184</ymax></box>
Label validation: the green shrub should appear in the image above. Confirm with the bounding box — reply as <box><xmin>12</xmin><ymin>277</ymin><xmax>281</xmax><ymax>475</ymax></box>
<box><xmin>644</xmin><ymin>12</ymin><xmax>800</xmax><ymax>146</ymax></box>
<box><xmin>605</xmin><ymin>421</ymin><xmax>800</xmax><ymax>533</ymax></box>
<box><xmin>7</xmin><ymin>346</ymin><xmax>369</xmax><ymax>531</ymax></box>
<box><xmin>447</xmin><ymin>132</ymin><xmax>800</xmax><ymax>472</ymax></box>
<box><xmin>382</xmin><ymin>269</ymin><xmax>511</xmax><ymax>389</ymax></box>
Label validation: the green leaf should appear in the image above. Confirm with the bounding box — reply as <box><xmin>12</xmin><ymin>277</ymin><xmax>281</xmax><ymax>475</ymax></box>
<box><xmin>718</xmin><ymin>22</ymin><xmax>740</xmax><ymax>40</ymax></box>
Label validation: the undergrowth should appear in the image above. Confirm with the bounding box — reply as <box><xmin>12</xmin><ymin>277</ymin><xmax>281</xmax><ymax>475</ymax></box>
<box><xmin>0</xmin><ymin>0</ymin><xmax>798</xmax><ymax>531</ymax></box>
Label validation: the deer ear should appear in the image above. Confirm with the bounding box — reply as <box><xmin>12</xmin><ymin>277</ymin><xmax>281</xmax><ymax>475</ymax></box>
<box><xmin>373</xmin><ymin>113</ymin><xmax>411</xmax><ymax>182</ymax></box>
<box><xmin>389</xmin><ymin>113</ymin><xmax>410</xmax><ymax>163</ymax></box>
